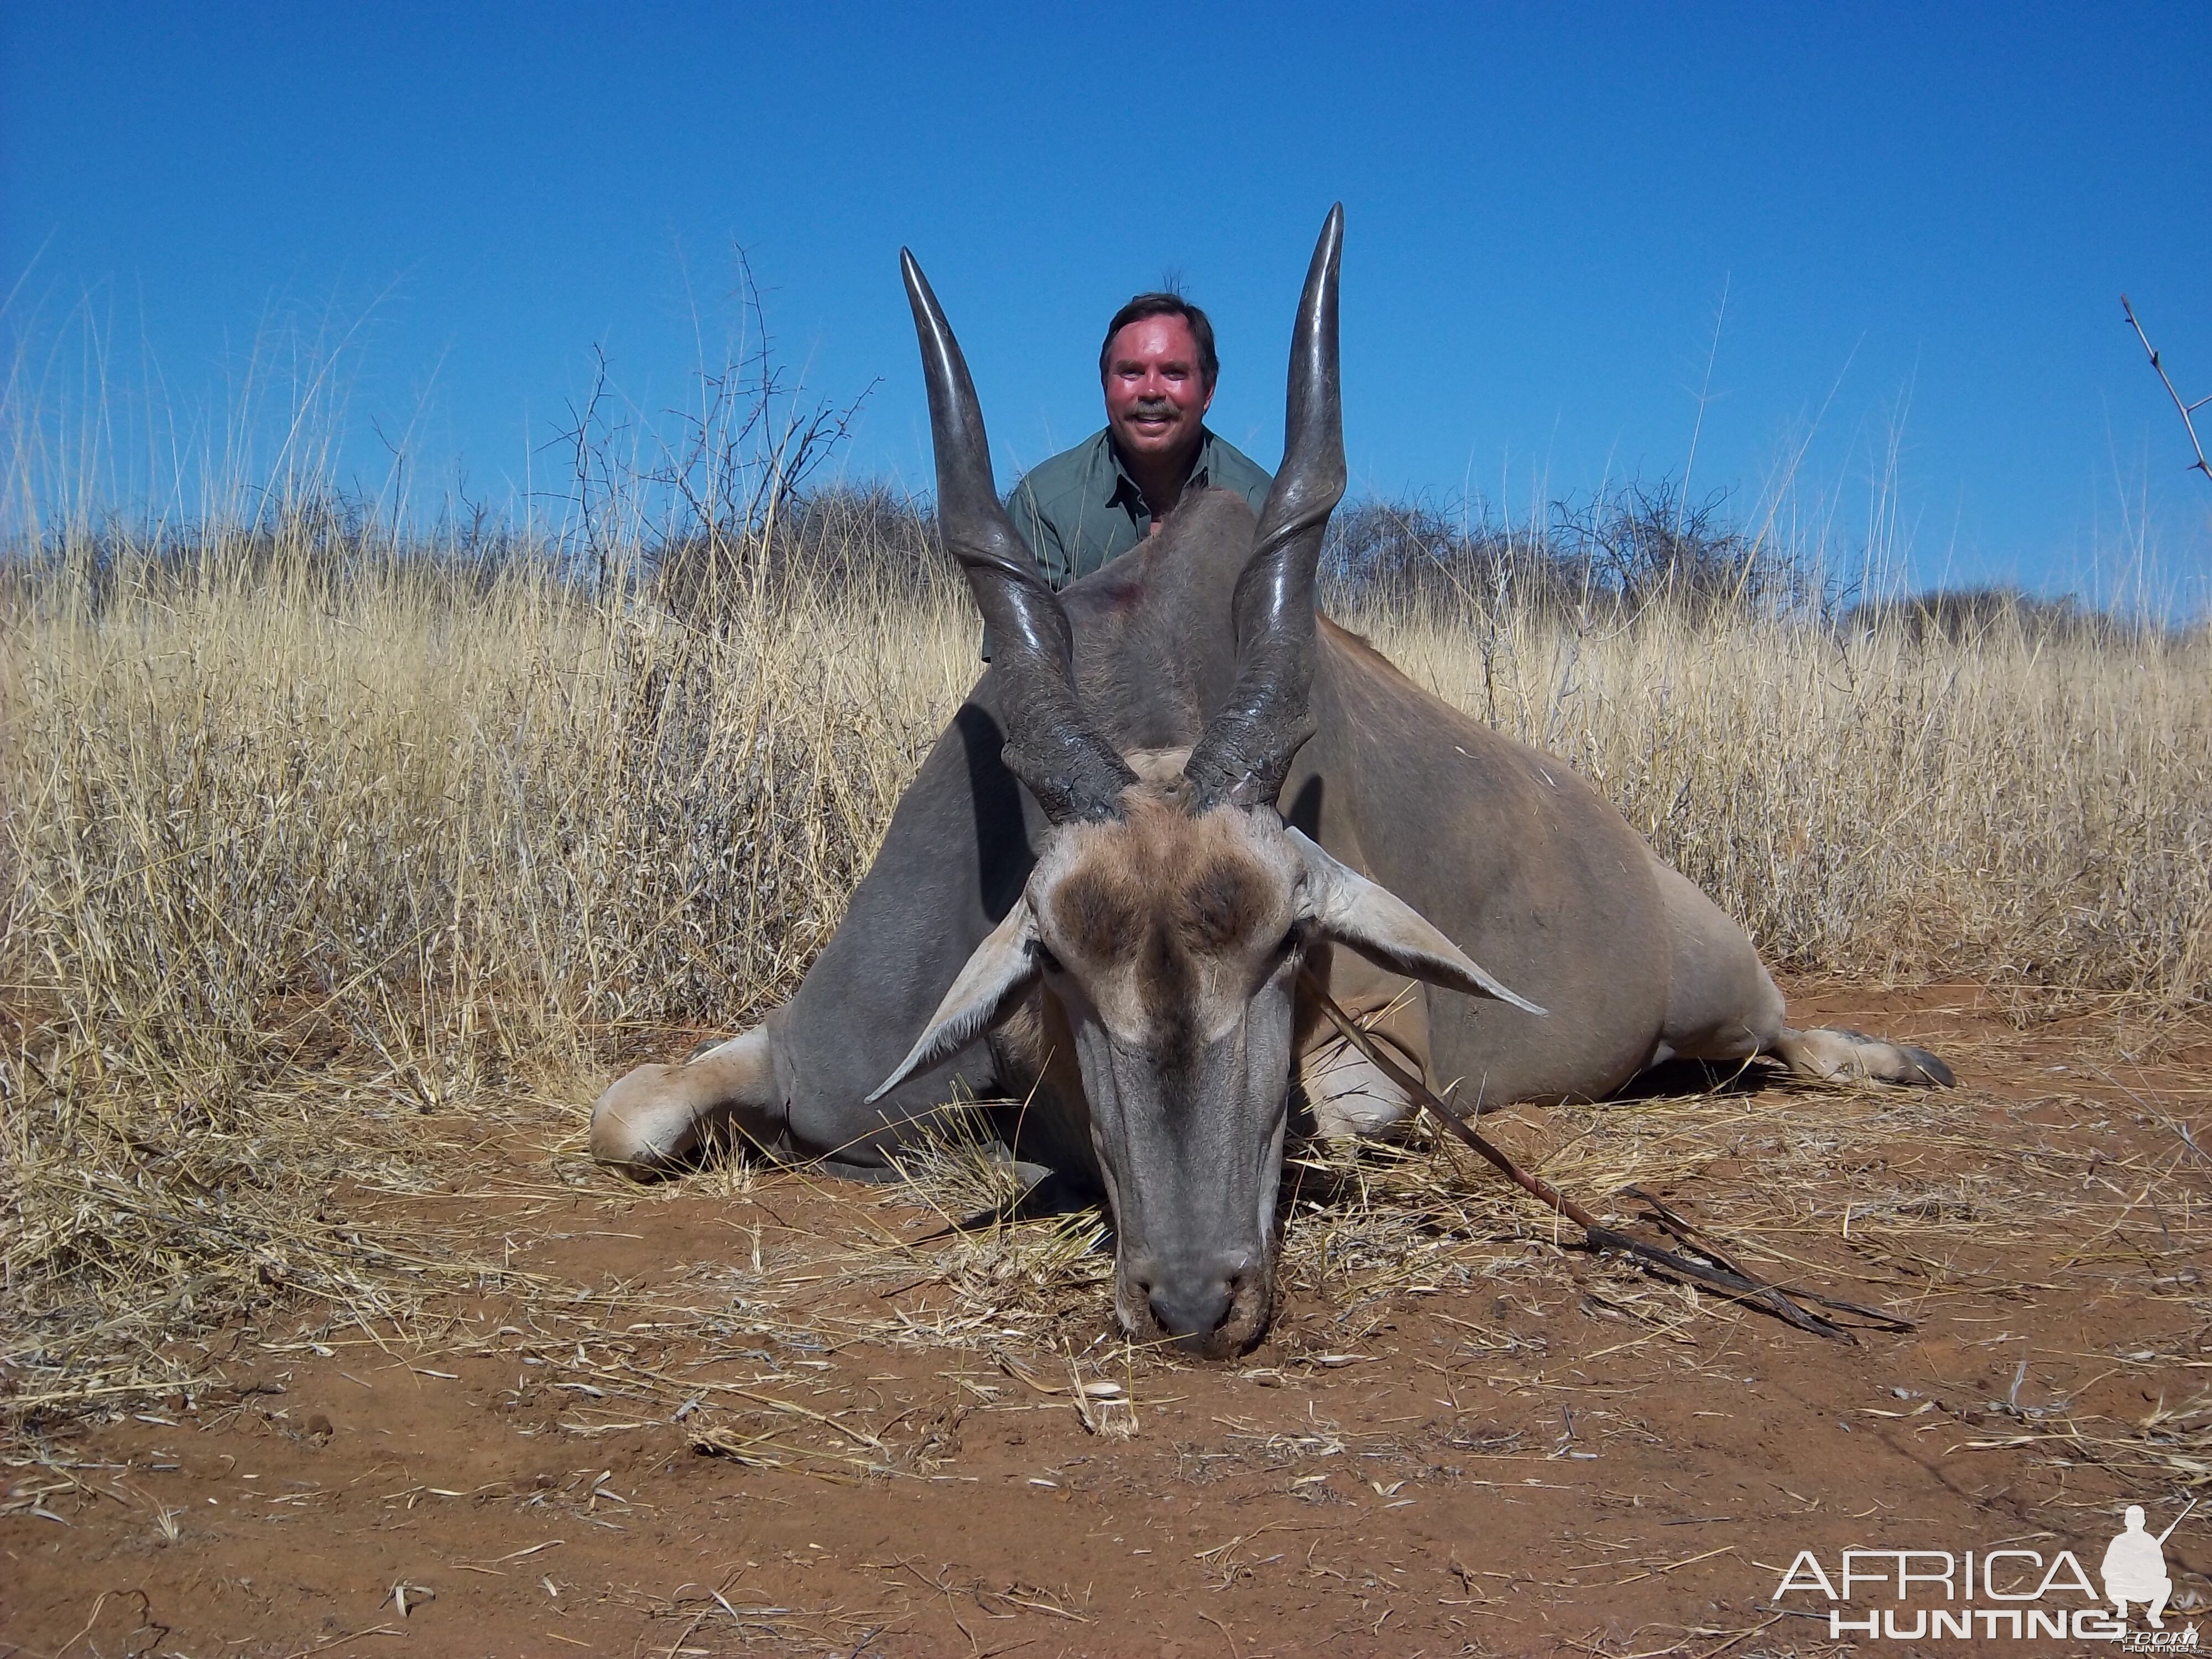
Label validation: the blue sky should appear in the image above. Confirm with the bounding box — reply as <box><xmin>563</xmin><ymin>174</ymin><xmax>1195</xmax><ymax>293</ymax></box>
<box><xmin>6</xmin><ymin>3</ymin><xmax>2209</xmax><ymax>604</ymax></box>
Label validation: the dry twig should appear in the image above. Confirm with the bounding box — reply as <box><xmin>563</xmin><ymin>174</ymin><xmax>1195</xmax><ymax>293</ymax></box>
<box><xmin>2122</xmin><ymin>294</ymin><xmax>2212</xmax><ymax>480</ymax></box>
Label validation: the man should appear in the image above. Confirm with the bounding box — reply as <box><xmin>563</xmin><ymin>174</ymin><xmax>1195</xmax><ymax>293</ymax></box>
<box><xmin>1005</xmin><ymin>292</ymin><xmax>1273</xmax><ymax>589</ymax></box>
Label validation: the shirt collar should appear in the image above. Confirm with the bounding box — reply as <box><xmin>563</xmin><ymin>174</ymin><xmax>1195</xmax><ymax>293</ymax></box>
<box><xmin>1105</xmin><ymin>427</ymin><xmax>1215</xmax><ymax>513</ymax></box>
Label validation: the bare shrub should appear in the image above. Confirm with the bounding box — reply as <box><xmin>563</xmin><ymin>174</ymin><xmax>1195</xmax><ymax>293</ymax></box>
<box><xmin>1845</xmin><ymin>585</ymin><xmax>2109</xmax><ymax>645</ymax></box>
<box><xmin>1321</xmin><ymin>479</ymin><xmax>1809</xmax><ymax>622</ymax></box>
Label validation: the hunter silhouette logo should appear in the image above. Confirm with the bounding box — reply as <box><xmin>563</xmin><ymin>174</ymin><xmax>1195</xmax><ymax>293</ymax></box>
<box><xmin>2106</xmin><ymin>1499</ymin><xmax>2195</xmax><ymax>1631</ymax></box>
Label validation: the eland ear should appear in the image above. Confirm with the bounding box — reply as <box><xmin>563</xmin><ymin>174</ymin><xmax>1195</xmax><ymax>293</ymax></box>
<box><xmin>867</xmin><ymin>898</ymin><xmax>1045</xmax><ymax>1104</ymax></box>
<box><xmin>1289</xmin><ymin>828</ymin><xmax>1545</xmax><ymax>1016</ymax></box>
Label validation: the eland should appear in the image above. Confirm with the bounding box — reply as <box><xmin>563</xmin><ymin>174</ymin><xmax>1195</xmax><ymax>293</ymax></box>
<box><xmin>591</xmin><ymin>207</ymin><xmax>1951</xmax><ymax>1357</ymax></box>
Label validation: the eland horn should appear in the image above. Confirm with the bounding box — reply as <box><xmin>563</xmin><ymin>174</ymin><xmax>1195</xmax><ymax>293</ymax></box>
<box><xmin>901</xmin><ymin>249</ymin><xmax>1138</xmax><ymax>825</ymax></box>
<box><xmin>1183</xmin><ymin>203</ymin><xmax>1347</xmax><ymax>813</ymax></box>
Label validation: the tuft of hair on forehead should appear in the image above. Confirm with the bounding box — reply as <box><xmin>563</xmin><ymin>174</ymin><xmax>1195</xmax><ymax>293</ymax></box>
<box><xmin>1047</xmin><ymin>792</ymin><xmax>1287</xmax><ymax>967</ymax></box>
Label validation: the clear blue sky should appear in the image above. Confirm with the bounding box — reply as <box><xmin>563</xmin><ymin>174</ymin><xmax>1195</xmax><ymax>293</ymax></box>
<box><xmin>6</xmin><ymin>3</ymin><xmax>2209</xmax><ymax>605</ymax></box>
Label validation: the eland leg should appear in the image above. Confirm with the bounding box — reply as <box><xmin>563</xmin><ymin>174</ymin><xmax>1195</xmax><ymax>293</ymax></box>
<box><xmin>1645</xmin><ymin>859</ymin><xmax>1953</xmax><ymax>1087</ymax></box>
<box><xmin>589</xmin><ymin>1017</ymin><xmax>791</xmax><ymax>1177</ymax></box>
<box><xmin>1768</xmin><ymin>1025</ymin><xmax>1954</xmax><ymax>1087</ymax></box>
<box><xmin>1299</xmin><ymin>1031</ymin><xmax>1419</xmax><ymax>1139</ymax></box>
<box><xmin>1295</xmin><ymin>947</ymin><xmax>1432</xmax><ymax>1139</ymax></box>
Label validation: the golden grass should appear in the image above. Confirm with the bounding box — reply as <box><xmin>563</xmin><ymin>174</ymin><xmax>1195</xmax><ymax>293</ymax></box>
<box><xmin>1351</xmin><ymin>593</ymin><xmax>2212</xmax><ymax>1003</ymax></box>
<box><xmin>3</xmin><ymin>531</ymin><xmax>2208</xmax><ymax>1427</ymax></box>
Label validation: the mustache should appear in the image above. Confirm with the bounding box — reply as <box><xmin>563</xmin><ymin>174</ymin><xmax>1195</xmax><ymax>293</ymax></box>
<box><xmin>1128</xmin><ymin>398</ymin><xmax>1177</xmax><ymax>418</ymax></box>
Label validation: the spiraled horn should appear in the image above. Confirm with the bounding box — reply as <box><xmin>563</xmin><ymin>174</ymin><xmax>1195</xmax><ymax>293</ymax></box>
<box><xmin>1183</xmin><ymin>204</ymin><xmax>1346</xmax><ymax>813</ymax></box>
<box><xmin>901</xmin><ymin>249</ymin><xmax>1137</xmax><ymax>824</ymax></box>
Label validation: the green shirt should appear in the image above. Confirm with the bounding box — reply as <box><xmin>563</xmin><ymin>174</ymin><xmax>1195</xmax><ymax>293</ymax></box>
<box><xmin>1004</xmin><ymin>427</ymin><xmax>1274</xmax><ymax>589</ymax></box>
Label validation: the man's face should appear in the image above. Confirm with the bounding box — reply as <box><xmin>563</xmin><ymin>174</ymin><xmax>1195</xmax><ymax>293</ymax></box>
<box><xmin>1103</xmin><ymin>315</ymin><xmax>1214</xmax><ymax>467</ymax></box>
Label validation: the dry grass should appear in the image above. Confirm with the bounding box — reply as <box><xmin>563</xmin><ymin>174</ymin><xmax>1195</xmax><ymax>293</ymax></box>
<box><xmin>3</xmin><ymin>526</ymin><xmax>2209</xmax><ymax>1430</ymax></box>
<box><xmin>1352</xmin><ymin>592</ymin><xmax>2212</xmax><ymax>1004</ymax></box>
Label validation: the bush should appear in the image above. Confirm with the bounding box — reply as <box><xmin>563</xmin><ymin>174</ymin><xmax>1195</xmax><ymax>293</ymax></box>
<box><xmin>1321</xmin><ymin>479</ymin><xmax>1808</xmax><ymax>621</ymax></box>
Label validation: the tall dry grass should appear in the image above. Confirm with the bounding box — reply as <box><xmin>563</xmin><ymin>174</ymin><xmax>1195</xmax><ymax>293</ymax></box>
<box><xmin>3</xmin><ymin>522</ymin><xmax>2208</xmax><ymax>1423</ymax></box>
<box><xmin>1353</xmin><ymin>594</ymin><xmax>2212</xmax><ymax>1002</ymax></box>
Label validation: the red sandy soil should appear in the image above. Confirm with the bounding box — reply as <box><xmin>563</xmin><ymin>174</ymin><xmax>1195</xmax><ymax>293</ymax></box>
<box><xmin>7</xmin><ymin>981</ymin><xmax>2210</xmax><ymax>1658</ymax></box>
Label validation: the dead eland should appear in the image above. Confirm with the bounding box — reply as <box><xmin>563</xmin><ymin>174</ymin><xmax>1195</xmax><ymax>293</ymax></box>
<box><xmin>590</xmin><ymin>207</ymin><xmax>1951</xmax><ymax>1357</ymax></box>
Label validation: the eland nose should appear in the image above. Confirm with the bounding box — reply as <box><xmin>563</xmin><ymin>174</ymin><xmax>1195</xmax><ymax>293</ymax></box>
<box><xmin>1139</xmin><ymin>1259</ymin><xmax>1250</xmax><ymax>1347</ymax></box>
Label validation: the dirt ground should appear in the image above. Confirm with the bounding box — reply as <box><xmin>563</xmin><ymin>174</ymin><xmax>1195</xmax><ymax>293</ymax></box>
<box><xmin>7</xmin><ymin>980</ymin><xmax>2212</xmax><ymax>1658</ymax></box>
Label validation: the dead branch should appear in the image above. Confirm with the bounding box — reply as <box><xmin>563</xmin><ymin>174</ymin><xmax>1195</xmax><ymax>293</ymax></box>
<box><xmin>1297</xmin><ymin>967</ymin><xmax>1913</xmax><ymax>1343</ymax></box>
<box><xmin>2121</xmin><ymin>295</ymin><xmax>2211</xmax><ymax>481</ymax></box>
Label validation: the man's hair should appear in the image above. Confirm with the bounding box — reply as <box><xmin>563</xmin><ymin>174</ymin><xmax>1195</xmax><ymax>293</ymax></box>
<box><xmin>1099</xmin><ymin>293</ymin><xmax>1219</xmax><ymax>389</ymax></box>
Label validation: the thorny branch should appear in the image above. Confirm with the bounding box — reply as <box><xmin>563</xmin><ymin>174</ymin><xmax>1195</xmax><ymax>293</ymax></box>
<box><xmin>2122</xmin><ymin>295</ymin><xmax>2212</xmax><ymax>481</ymax></box>
<box><xmin>1297</xmin><ymin>967</ymin><xmax>1915</xmax><ymax>1343</ymax></box>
